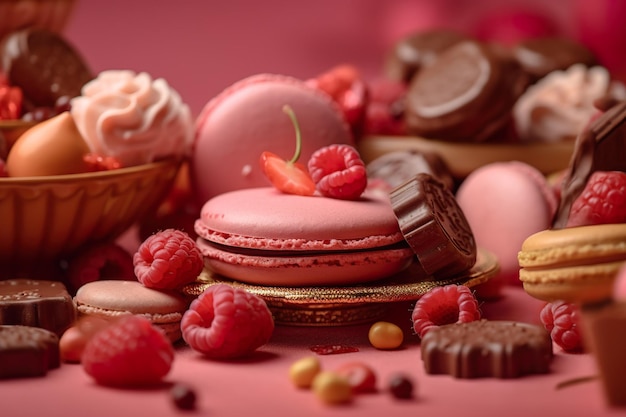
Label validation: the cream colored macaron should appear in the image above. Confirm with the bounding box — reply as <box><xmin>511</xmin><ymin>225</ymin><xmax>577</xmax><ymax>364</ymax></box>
<box><xmin>518</xmin><ymin>224</ymin><xmax>626</xmax><ymax>304</ymax></box>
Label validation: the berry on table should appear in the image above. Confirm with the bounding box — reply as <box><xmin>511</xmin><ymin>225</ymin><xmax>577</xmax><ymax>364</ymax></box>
<box><xmin>566</xmin><ymin>171</ymin><xmax>626</xmax><ymax>227</ymax></box>
<box><xmin>134</xmin><ymin>228</ymin><xmax>204</xmax><ymax>290</ymax></box>
<box><xmin>81</xmin><ymin>315</ymin><xmax>175</xmax><ymax>386</ymax></box>
<box><xmin>540</xmin><ymin>301</ymin><xmax>583</xmax><ymax>353</ymax></box>
<box><xmin>388</xmin><ymin>373</ymin><xmax>414</xmax><ymax>399</ymax></box>
<box><xmin>411</xmin><ymin>285</ymin><xmax>481</xmax><ymax>338</ymax></box>
<box><xmin>181</xmin><ymin>284</ymin><xmax>274</xmax><ymax>359</ymax></box>
<box><xmin>308</xmin><ymin>144</ymin><xmax>367</xmax><ymax>200</ymax></box>
<box><xmin>260</xmin><ymin>105</ymin><xmax>316</xmax><ymax>196</ymax></box>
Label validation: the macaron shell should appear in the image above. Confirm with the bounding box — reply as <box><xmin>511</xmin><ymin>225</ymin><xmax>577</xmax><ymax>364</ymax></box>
<box><xmin>197</xmin><ymin>237</ymin><xmax>415</xmax><ymax>286</ymax></box>
<box><xmin>518</xmin><ymin>224</ymin><xmax>626</xmax><ymax>303</ymax></box>
<box><xmin>74</xmin><ymin>280</ymin><xmax>188</xmax><ymax>318</ymax></box>
<box><xmin>191</xmin><ymin>74</ymin><xmax>353</xmax><ymax>204</ymax></box>
<box><xmin>196</xmin><ymin>187</ymin><xmax>405</xmax><ymax>248</ymax></box>
<box><xmin>456</xmin><ymin>161</ymin><xmax>557</xmax><ymax>286</ymax></box>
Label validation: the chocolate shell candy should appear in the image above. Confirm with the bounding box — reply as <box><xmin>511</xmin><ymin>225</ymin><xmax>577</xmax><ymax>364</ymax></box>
<box><xmin>390</xmin><ymin>173</ymin><xmax>476</xmax><ymax>277</ymax></box>
<box><xmin>0</xmin><ymin>28</ymin><xmax>92</xmax><ymax>109</ymax></box>
<box><xmin>420</xmin><ymin>320</ymin><xmax>553</xmax><ymax>379</ymax></box>
<box><xmin>0</xmin><ymin>279</ymin><xmax>76</xmax><ymax>336</ymax></box>
<box><xmin>553</xmin><ymin>100</ymin><xmax>626</xmax><ymax>228</ymax></box>
<box><xmin>0</xmin><ymin>325</ymin><xmax>60</xmax><ymax>379</ymax></box>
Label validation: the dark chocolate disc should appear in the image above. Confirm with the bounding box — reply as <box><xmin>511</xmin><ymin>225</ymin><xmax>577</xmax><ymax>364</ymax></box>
<box><xmin>390</xmin><ymin>173</ymin><xmax>476</xmax><ymax>277</ymax></box>
<box><xmin>0</xmin><ymin>28</ymin><xmax>93</xmax><ymax>108</ymax></box>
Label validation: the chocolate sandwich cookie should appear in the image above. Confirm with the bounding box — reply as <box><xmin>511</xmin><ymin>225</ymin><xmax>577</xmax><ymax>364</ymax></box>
<box><xmin>513</xmin><ymin>36</ymin><xmax>598</xmax><ymax>83</ymax></box>
<box><xmin>385</xmin><ymin>29</ymin><xmax>469</xmax><ymax>83</ymax></box>
<box><xmin>0</xmin><ymin>279</ymin><xmax>76</xmax><ymax>336</ymax></box>
<box><xmin>390</xmin><ymin>173</ymin><xmax>476</xmax><ymax>277</ymax></box>
<box><xmin>366</xmin><ymin>149</ymin><xmax>455</xmax><ymax>191</ymax></box>
<box><xmin>553</xmin><ymin>100</ymin><xmax>626</xmax><ymax>228</ymax></box>
<box><xmin>0</xmin><ymin>325</ymin><xmax>60</xmax><ymax>379</ymax></box>
<box><xmin>0</xmin><ymin>28</ymin><xmax>92</xmax><ymax>109</ymax></box>
<box><xmin>405</xmin><ymin>40</ymin><xmax>529</xmax><ymax>142</ymax></box>
<box><xmin>420</xmin><ymin>320</ymin><xmax>553</xmax><ymax>379</ymax></box>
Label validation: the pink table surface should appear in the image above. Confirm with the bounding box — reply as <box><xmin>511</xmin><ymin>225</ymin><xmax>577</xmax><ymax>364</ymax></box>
<box><xmin>1</xmin><ymin>286</ymin><xmax>623</xmax><ymax>417</ymax></box>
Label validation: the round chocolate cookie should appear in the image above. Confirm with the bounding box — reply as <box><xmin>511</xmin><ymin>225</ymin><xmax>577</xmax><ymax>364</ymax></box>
<box><xmin>0</xmin><ymin>28</ymin><xmax>93</xmax><ymax>109</ymax></box>
<box><xmin>390</xmin><ymin>173</ymin><xmax>476</xmax><ymax>277</ymax></box>
<box><xmin>404</xmin><ymin>40</ymin><xmax>529</xmax><ymax>142</ymax></box>
<box><xmin>366</xmin><ymin>149</ymin><xmax>455</xmax><ymax>191</ymax></box>
<box><xmin>513</xmin><ymin>36</ymin><xmax>598</xmax><ymax>83</ymax></box>
<box><xmin>385</xmin><ymin>29</ymin><xmax>469</xmax><ymax>83</ymax></box>
<box><xmin>420</xmin><ymin>320</ymin><xmax>553</xmax><ymax>378</ymax></box>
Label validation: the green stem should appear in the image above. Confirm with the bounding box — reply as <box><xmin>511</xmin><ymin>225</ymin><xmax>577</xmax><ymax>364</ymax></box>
<box><xmin>282</xmin><ymin>105</ymin><xmax>302</xmax><ymax>164</ymax></box>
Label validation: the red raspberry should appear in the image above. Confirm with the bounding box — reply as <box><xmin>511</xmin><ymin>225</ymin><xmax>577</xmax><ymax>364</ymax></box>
<box><xmin>566</xmin><ymin>171</ymin><xmax>626</xmax><ymax>227</ymax></box>
<box><xmin>134</xmin><ymin>229</ymin><xmax>204</xmax><ymax>290</ymax></box>
<box><xmin>307</xmin><ymin>144</ymin><xmax>367</xmax><ymax>200</ymax></box>
<box><xmin>539</xmin><ymin>301</ymin><xmax>583</xmax><ymax>353</ymax></box>
<box><xmin>411</xmin><ymin>285</ymin><xmax>481</xmax><ymax>338</ymax></box>
<box><xmin>306</xmin><ymin>64</ymin><xmax>368</xmax><ymax>133</ymax></box>
<box><xmin>181</xmin><ymin>284</ymin><xmax>274</xmax><ymax>359</ymax></box>
<box><xmin>81</xmin><ymin>315</ymin><xmax>175</xmax><ymax>386</ymax></box>
<box><xmin>65</xmin><ymin>242</ymin><xmax>135</xmax><ymax>294</ymax></box>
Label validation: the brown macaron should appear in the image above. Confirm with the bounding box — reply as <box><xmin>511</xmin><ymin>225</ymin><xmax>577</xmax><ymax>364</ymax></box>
<box><xmin>404</xmin><ymin>40</ymin><xmax>529</xmax><ymax>142</ymax></box>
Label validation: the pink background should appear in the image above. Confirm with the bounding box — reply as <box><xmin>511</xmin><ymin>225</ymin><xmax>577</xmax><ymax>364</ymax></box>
<box><xmin>63</xmin><ymin>0</ymin><xmax>624</xmax><ymax>117</ymax></box>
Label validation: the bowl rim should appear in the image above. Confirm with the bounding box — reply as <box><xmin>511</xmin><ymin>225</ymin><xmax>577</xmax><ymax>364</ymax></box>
<box><xmin>0</xmin><ymin>157</ymin><xmax>182</xmax><ymax>185</ymax></box>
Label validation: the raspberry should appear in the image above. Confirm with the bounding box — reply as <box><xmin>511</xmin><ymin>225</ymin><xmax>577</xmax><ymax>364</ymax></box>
<box><xmin>65</xmin><ymin>242</ymin><xmax>135</xmax><ymax>294</ymax></box>
<box><xmin>411</xmin><ymin>285</ymin><xmax>481</xmax><ymax>338</ymax></box>
<box><xmin>539</xmin><ymin>301</ymin><xmax>583</xmax><ymax>353</ymax></box>
<box><xmin>307</xmin><ymin>144</ymin><xmax>367</xmax><ymax>200</ymax></box>
<box><xmin>81</xmin><ymin>315</ymin><xmax>175</xmax><ymax>386</ymax></box>
<box><xmin>566</xmin><ymin>171</ymin><xmax>626</xmax><ymax>227</ymax></box>
<box><xmin>181</xmin><ymin>284</ymin><xmax>274</xmax><ymax>359</ymax></box>
<box><xmin>306</xmin><ymin>64</ymin><xmax>367</xmax><ymax>131</ymax></box>
<box><xmin>83</xmin><ymin>153</ymin><xmax>123</xmax><ymax>171</ymax></box>
<box><xmin>134</xmin><ymin>229</ymin><xmax>204</xmax><ymax>290</ymax></box>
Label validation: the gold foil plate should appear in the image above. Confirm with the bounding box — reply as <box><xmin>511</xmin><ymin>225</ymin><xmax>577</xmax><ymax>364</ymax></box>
<box><xmin>182</xmin><ymin>247</ymin><xmax>499</xmax><ymax>326</ymax></box>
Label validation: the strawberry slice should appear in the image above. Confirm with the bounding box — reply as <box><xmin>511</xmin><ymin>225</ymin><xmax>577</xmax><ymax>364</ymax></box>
<box><xmin>260</xmin><ymin>105</ymin><xmax>316</xmax><ymax>196</ymax></box>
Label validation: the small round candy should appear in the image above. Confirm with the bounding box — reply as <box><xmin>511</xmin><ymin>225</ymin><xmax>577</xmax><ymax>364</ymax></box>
<box><xmin>389</xmin><ymin>373</ymin><xmax>414</xmax><ymax>399</ymax></box>
<box><xmin>368</xmin><ymin>321</ymin><xmax>404</xmax><ymax>350</ymax></box>
<box><xmin>289</xmin><ymin>356</ymin><xmax>321</xmax><ymax>388</ymax></box>
<box><xmin>312</xmin><ymin>371</ymin><xmax>352</xmax><ymax>405</ymax></box>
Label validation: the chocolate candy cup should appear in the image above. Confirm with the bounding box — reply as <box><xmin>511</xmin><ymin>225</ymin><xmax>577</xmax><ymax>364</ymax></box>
<box><xmin>421</xmin><ymin>320</ymin><xmax>553</xmax><ymax>379</ymax></box>
<box><xmin>390</xmin><ymin>173</ymin><xmax>476</xmax><ymax>277</ymax></box>
<box><xmin>0</xmin><ymin>279</ymin><xmax>76</xmax><ymax>336</ymax></box>
<box><xmin>0</xmin><ymin>325</ymin><xmax>60</xmax><ymax>379</ymax></box>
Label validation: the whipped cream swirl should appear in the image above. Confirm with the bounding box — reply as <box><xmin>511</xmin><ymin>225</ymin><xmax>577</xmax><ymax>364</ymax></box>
<box><xmin>513</xmin><ymin>64</ymin><xmax>626</xmax><ymax>142</ymax></box>
<box><xmin>70</xmin><ymin>70</ymin><xmax>193</xmax><ymax>166</ymax></box>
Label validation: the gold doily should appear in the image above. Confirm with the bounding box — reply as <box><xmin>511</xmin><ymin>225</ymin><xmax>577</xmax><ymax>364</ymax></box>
<box><xmin>182</xmin><ymin>247</ymin><xmax>499</xmax><ymax>326</ymax></box>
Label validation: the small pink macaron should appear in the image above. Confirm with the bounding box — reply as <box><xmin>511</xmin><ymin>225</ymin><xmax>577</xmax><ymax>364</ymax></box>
<box><xmin>74</xmin><ymin>280</ymin><xmax>189</xmax><ymax>342</ymax></box>
<box><xmin>190</xmin><ymin>73</ymin><xmax>354</xmax><ymax>205</ymax></box>
<box><xmin>456</xmin><ymin>161</ymin><xmax>558</xmax><ymax>288</ymax></box>
<box><xmin>194</xmin><ymin>187</ymin><xmax>414</xmax><ymax>286</ymax></box>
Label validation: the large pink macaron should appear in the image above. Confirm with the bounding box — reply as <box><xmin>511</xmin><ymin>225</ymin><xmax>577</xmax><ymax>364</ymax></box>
<box><xmin>194</xmin><ymin>187</ymin><xmax>415</xmax><ymax>286</ymax></box>
<box><xmin>190</xmin><ymin>73</ymin><xmax>354</xmax><ymax>204</ymax></box>
<box><xmin>456</xmin><ymin>161</ymin><xmax>558</xmax><ymax>288</ymax></box>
